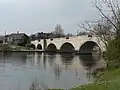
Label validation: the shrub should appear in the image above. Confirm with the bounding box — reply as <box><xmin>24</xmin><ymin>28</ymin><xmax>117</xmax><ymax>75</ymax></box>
<box><xmin>105</xmin><ymin>37</ymin><xmax>120</xmax><ymax>69</ymax></box>
<box><xmin>0</xmin><ymin>44</ymin><xmax>12</xmax><ymax>52</ymax></box>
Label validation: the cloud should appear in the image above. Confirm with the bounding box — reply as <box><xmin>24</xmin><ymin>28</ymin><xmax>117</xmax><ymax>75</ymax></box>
<box><xmin>0</xmin><ymin>0</ymin><xmax>99</xmax><ymax>35</ymax></box>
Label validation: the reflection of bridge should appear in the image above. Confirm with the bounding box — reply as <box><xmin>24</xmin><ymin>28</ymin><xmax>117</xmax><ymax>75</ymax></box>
<box><xmin>31</xmin><ymin>35</ymin><xmax>105</xmax><ymax>54</ymax></box>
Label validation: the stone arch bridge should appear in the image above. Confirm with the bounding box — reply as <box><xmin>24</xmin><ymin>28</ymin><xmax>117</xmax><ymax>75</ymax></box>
<box><xmin>31</xmin><ymin>35</ymin><xmax>106</xmax><ymax>54</ymax></box>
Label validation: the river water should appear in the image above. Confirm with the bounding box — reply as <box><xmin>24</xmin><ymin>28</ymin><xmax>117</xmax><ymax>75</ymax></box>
<box><xmin>0</xmin><ymin>52</ymin><xmax>104</xmax><ymax>90</ymax></box>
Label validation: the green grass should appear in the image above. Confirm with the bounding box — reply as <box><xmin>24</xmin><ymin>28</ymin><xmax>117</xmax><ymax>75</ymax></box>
<box><xmin>49</xmin><ymin>69</ymin><xmax>120</xmax><ymax>90</ymax></box>
<box><xmin>71</xmin><ymin>69</ymin><xmax>120</xmax><ymax>90</ymax></box>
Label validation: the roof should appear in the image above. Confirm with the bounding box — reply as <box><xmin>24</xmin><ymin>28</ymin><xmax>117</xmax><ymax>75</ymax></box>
<box><xmin>8</xmin><ymin>33</ymin><xmax>27</xmax><ymax>40</ymax></box>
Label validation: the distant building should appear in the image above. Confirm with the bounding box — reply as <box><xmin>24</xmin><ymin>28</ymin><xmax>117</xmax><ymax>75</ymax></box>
<box><xmin>6</xmin><ymin>32</ymin><xmax>28</xmax><ymax>45</ymax></box>
<box><xmin>30</xmin><ymin>32</ymin><xmax>56</xmax><ymax>40</ymax></box>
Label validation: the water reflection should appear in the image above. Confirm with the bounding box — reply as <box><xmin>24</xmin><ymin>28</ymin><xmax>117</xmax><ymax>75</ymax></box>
<box><xmin>47</xmin><ymin>53</ymin><xmax>56</xmax><ymax>67</ymax></box>
<box><xmin>60</xmin><ymin>53</ymin><xmax>74</xmax><ymax>66</ymax></box>
<box><xmin>0</xmin><ymin>52</ymin><xmax>104</xmax><ymax>90</ymax></box>
<box><xmin>79</xmin><ymin>55</ymin><xmax>95</xmax><ymax>80</ymax></box>
<box><xmin>80</xmin><ymin>55</ymin><xmax>97</xmax><ymax>69</ymax></box>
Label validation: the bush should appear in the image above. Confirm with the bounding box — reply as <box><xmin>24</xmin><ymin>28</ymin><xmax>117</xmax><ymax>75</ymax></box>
<box><xmin>105</xmin><ymin>37</ymin><xmax>120</xmax><ymax>69</ymax></box>
<box><xmin>0</xmin><ymin>44</ymin><xmax>12</xmax><ymax>52</ymax></box>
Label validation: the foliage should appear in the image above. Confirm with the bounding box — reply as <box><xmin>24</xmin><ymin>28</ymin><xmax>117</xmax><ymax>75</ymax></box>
<box><xmin>26</xmin><ymin>44</ymin><xmax>35</xmax><ymax>50</ymax></box>
<box><xmin>105</xmin><ymin>37</ymin><xmax>120</xmax><ymax>69</ymax></box>
<box><xmin>18</xmin><ymin>35</ymin><xmax>30</xmax><ymax>46</ymax></box>
<box><xmin>0</xmin><ymin>44</ymin><xmax>12</xmax><ymax>51</ymax></box>
<box><xmin>30</xmin><ymin>34</ymin><xmax>36</xmax><ymax>41</ymax></box>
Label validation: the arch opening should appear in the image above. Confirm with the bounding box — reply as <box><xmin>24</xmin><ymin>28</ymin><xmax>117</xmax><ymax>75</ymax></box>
<box><xmin>37</xmin><ymin>44</ymin><xmax>42</xmax><ymax>50</ymax></box>
<box><xmin>60</xmin><ymin>43</ymin><xmax>75</xmax><ymax>53</ymax></box>
<box><xmin>79</xmin><ymin>41</ymin><xmax>101</xmax><ymax>54</ymax></box>
<box><xmin>46</xmin><ymin>43</ymin><xmax>57</xmax><ymax>52</ymax></box>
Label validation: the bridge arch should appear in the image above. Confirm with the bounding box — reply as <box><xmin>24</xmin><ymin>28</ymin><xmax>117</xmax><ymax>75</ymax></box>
<box><xmin>46</xmin><ymin>43</ymin><xmax>57</xmax><ymax>52</ymax></box>
<box><xmin>79</xmin><ymin>41</ymin><xmax>101</xmax><ymax>54</ymax></box>
<box><xmin>37</xmin><ymin>44</ymin><xmax>42</xmax><ymax>50</ymax></box>
<box><xmin>29</xmin><ymin>44</ymin><xmax>36</xmax><ymax>50</ymax></box>
<box><xmin>60</xmin><ymin>42</ymin><xmax>75</xmax><ymax>53</ymax></box>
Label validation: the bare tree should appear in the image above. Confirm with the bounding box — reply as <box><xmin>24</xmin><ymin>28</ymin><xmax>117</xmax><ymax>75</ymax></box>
<box><xmin>78</xmin><ymin>19</ymin><xmax>113</xmax><ymax>48</ymax></box>
<box><xmin>93</xmin><ymin>19</ymin><xmax>114</xmax><ymax>47</ymax></box>
<box><xmin>77</xmin><ymin>31</ymin><xmax>88</xmax><ymax>36</ymax></box>
<box><xmin>52</xmin><ymin>24</ymin><xmax>65</xmax><ymax>37</ymax></box>
<box><xmin>93</xmin><ymin>0</ymin><xmax>120</xmax><ymax>36</ymax></box>
<box><xmin>78</xmin><ymin>0</ymin><xmax>120</xmax><ymax>48</ymax></box>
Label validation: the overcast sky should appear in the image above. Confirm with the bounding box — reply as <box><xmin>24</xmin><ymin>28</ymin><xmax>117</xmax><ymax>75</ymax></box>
<box><xmin>0</xmin><ymin>0</ymin><xmax>100</xmax><ymax>35</ymax></box>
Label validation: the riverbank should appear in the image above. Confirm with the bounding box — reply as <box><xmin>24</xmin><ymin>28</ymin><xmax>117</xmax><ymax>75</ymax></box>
<box><xmin>71</xmin><ymin>68</ymin><xmax>120</xmax><ymax>90</ymax></box>
<box><xmin>48</xmin><ymin>69</ymin><xmax>120</xmax><ymax>90</ymax></box>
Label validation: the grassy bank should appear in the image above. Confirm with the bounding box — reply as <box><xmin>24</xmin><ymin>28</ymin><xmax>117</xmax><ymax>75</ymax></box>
<box><xmin>71</xmin><ymin>69</ymin><xmax>120</xmax><ymax>90</ymax></box>
<box><xmin>49</xmin><ymin>69</ymin><xmax>120</xmax><ymax>90</ymax></box>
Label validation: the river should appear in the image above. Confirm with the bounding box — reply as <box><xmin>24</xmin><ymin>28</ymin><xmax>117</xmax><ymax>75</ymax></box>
<box><xmin>0</xmin><ymin>52</ymin><xmax>104</xmax><ymax>90</ymax></box>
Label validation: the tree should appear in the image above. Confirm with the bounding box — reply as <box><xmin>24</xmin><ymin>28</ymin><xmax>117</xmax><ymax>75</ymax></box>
<box><xmin>78</xmin><ymin>0</ymin><xmax>120</xmax><ymax>48</ymax></box>
<box><xmin>77</xmin><ymin>31</ymin><xmax>88</xmax><ymax>36</ymax></box>
<box><xmin>77</xmin><ymin>0</ymin><xmax>120</xmax><ymax>69</ymax></box>
<box><xmin>66</xmin><ymin>33</ymin><xmax>74</xmax><ymax>37</ymax></box>
<box><xmin>30</xmin><ymin>34</ymin><xmax>36</xmax><ymax>41</ymax></box>
<box><xmin>105</xmin><ymin>37</ymin><xmax>120</xmax><ymax>69</ymax></box>
<box><xmin>91</xmin><ymin>0</ymin><xmax>120</xmax><ymax>69</ymax></box>
<box><xmin>18</xmin><ymin>35</ymin><xmax>30</xmax><ymax>46</ymax></box>
<box><xmin>78</xmin><ymin>19</ymin><xmax>113</xmax><ymax>48</ymax></box>
<box><xmin>0</xmin><ymin>44</ymin><xmax>12</xmax><ymax>52</ymax></box>
<box><xmin>52</xmin><ymin>24</ymin><xmax>65</xmax><ymax>37</ymax></box>
<box><xmin>93</xmin><ymin>0</ymin><xmax>120</xmax><ymax>37</ymax></box>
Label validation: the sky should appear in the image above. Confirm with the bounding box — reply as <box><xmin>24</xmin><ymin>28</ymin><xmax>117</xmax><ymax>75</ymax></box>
<box><xmin>0</xmin><ymin>0</ymin><xmax>100</xmax><ymax>35</ymax></box>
